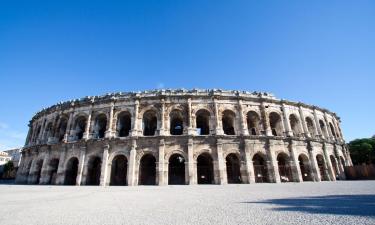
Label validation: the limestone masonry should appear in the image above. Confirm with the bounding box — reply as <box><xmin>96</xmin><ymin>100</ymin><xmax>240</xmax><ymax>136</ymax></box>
<box><xmin>16</xmin><ymin>89</ymin><xmax>352</xmax><ymax>185</ymax></box>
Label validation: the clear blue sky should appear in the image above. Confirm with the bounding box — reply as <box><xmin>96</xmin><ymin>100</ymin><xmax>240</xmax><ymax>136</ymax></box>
<box><xmin>0</xmin><ymin>1</ymin><xmax>374</xmax><ymax>149</ymax></box>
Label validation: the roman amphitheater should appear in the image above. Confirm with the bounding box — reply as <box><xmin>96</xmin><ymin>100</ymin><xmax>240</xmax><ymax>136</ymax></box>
<box><xmin>15</xmin><ymin>89</ymin><xmax>352</xmax><ymax>186</ymax></box>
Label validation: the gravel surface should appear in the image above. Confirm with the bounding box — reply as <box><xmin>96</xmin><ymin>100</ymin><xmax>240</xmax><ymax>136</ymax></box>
<box><xmin>0</xmin><ymin>181</ymin><xmax>374</xmax><ymax>225</ymax></box>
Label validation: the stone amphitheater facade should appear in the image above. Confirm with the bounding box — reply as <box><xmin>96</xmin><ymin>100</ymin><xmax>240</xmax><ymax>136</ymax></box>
<box><xmin>16</xmin><ymin>89</ymin><xmax>352</xmax><ymax>186</ymax></box>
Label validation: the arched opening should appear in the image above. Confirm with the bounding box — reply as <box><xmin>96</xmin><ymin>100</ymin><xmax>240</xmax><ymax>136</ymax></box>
<box><xmin>117</xmin><ymin>112</ymin><xmax>131</xmax><ymax>137</ymax></box>
<box><xmin>305</xmin><ymin>117</ymin><xmax>316</xmax><ymax>137</ymax></box>
<box><xmin>277</xmin><ymin>153</ymin><xmax>293</xmax><ymax>182</ymax></box>
<box><xmin>197</xmin><ymin>153</ymin><xmax>214</xmax><ymax>184</ymax></box>
<box><xmin>33</xmin><ymin>125</ymin><xmax>41</xmax><ymax>143</ymax></box>
<box><xmin>222</xmin><ymin>110</ymin><xmax>236</xmax><ymax>135</ymax></box>
<box><xmin>47</xmin><ymin>159</ymin><xmax>59</xmax><ymax>185</ymax></box>
<box><xmin>247</xmin><ymin>111</ymin><xmax>261</xmax><ymax>135</ymax></box>
<box><xmin>226</xmin><ymin>153</ymin><xmax>242</xmax><ymax>184</ymax></box>
<box><xmin>329</xmin><ymin>123</ymin><xmax>337</xmax><ymax>138</ymax></box>
<box><xmin>110</xmin><ymin>155</ymin><xmax>128</xmax><ymax>186</ymax></box>
<box><xmin>269</xmin><ymin>112</ymin><xmax>282</xmax><ymax>136</ymax></box>
<box><xmin>56</xmin><ymin>117</ymin><xmax>68</xmax><ymax>142</ymax></box>
<box><xmin>168</xmin><ymin>154</ymin><xmax>186</xmax><ymax>185</ymax></box>
<box><xmin>139</xmin><ymin>154</ymin><xmax>156</xmax><ymax>185</ymax></box>
<box><xmin>170</xmin><ymin>110</ymin><xmax>184</xmax><ymax>135</ymax></box>
<box><xmin>253</xmin><ymin>154</ymin><xmax>268</xmax><ymax>183</ymax></box>
<box><xmin>319</xmin><ymin>120</ymin><xmax>328</xmax><ymax>139</ymax></box>
<box><xmin>74</xmin><ymin>116</ymin><xmax>87</xmax><ymax>140</ymax></box>
<box><xmin>340</xmin><ymin>156</ymin><xmax>346</xmax><ymax>167</ymax></box>
<box><xmin>25</xmin><ymin>161</ymin><xmax>32</xmax><ymax>180</ymax></box>
<box><xmin>86</xmin><ymin>156</ymin><xmax>102</xmax><ymax>185</ymax></box>
<box><xmin>34</xmin><ymin>159</ymin><xmax>43</xmax><ymax>184</ymax></box>
<box><xmin>143</xmin><ymin>110</ymin><xmax>157</xmax><ymax>136</ymax></box>
<box><xmin>289</xmin><ymin>114</ymin><xmax>302</xmax><ymax>137</ymax></box>
<box><xmin>298</xmin><ymin>154</ymin><xmax>313</xmax><ymax>181</ymax></box>
<box><xmin>64</xmin><ymin>157</ymin><xmax>79</xmax><ymax>185</ymax></box>
<box><xmin>43</xmin><ymin>123</ymin><xmax>53</xmax><ymax>142</ymax></box>
<box><xmin>94</xmin><ymin>114</ymin><xmax>107</xmax><ymax>139</ymax></box>
<box><xmin>330</xmin><ymin>155</ymin><xmax>338</xmax><ymax>177</ymax></box>
<box><xmin>196</xmin><ymin>109</ymin><xmax>210</xmax><ymax>135</ymax></box>
<box><xmin>316</xmin><ymin>154</ymin><xmax>328</xmax><ymax>181</ymax></box>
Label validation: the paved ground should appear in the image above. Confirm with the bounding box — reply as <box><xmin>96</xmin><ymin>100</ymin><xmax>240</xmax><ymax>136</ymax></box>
<box><xmin>0</xmin><ymin>181</ymin><xmax>374</xmax><ymax>225</ymax></box>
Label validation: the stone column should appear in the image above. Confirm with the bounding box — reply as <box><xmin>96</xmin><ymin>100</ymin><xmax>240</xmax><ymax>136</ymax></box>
<box><xmin>158</xmin><ymin>139</ymin><xmax>166</xmax><ymax>185</ymax></box>
<box><xmin>214</xmin><ymin>98</ymin><xmax>223</xmax><ymax>135</ymax></box>
<box><xmin>37</xmin><ymin>119</ymin><xmax>47</xmax><ymax>144</ymax></box>
<box><xmin>40</xmin><ymin>151</ymin><xmax>51</xmax><ymax>184</ymax></box>
<box><xmin>100</xmin><ymin>144</ymin><xmax>110</xmax><ymax>186</ymax></box>
<box><xmin>159</xmin><ymin>99</ymin><xmax>166</xmax><ymax>136</ymax></box>
<box><xmin>267</xmin><ymin>140</ymin><xmax>280</xmax><ymax>183</ymax></box>
<box><xmin>187</xmin><ymin>138</ymin><xmax>196</xmax><ymax>185</ymax></box>
<box><xmin>105</xmin><ymin>103</ymin><xmax>115</xmax><ymax>138</ymax></box>
<box><xmin>215</xmin><ymin>139</ymin><xmax>227</xmax><ymax>184</ymax></box>
<box><xmin>27</xmin><ymin>155</ymin><xmax>37</xmax><ymax>184</ymax></box>
<box><xmin>187</xmin><ymin>98</ymin><xmax>195</xmax><ymax>135</ymax></box>
<box><xmin>131</xmin><ymin>100</ymin><xmax>140</xmax><ymax>136</ymax></box>
<box><xmin>308</xmin><ymin>146</ymin><xmax>321</xmax><ymax>182</ymax></box>
<box><xmin>64</xmin><ymin>112</ymin><xmax>74</xmax><ymax>142</ymax></box>
<box><xmin>289</xmin><ymin>141</ymin><xmax>302</xmax><ymax>182</ymax></box>
<box><xmin>244</xmin><ymin>140</ymin><xmax>255</xmax><ymax>183</ymax></box>
<box><xmin>324</xmin><ymin>112</ymin><xmax>334</xmax><ymax>141</ymax></box>
<box><xmin>76</xmin><ymin>146</ymin><xmax>87</xmax><ymax>185</ymax></box>
<box><xmin>281</xmin><ymin>103</ymin><xmax>293</xmax><ymax>137</ymax></box>
<box><xmin>323</xmin><ymin>143</ymin><xmax>336</xmax><ymax>181</ymax></box>
<box><xmin>238</xmin><ymin>99</ymin><xmax>249</xmax><ymax>136</ymax></box>
<box><xmin>313</xmin><ymin>108</ymin><xmax>323</xmax><ymax>139</ymax></box>
<box><xmin>299</xmin><ymin>106</ymin><xmax>310</xmax><ymax>138</ymax></box>
<box><xmin>127</xmin><ymin>139</ymin><xmax>137</xmax><ymax>186</ymax></box>
<box><xmin>55</xmin><ymin>147</ymin><xmax>67</xmax><ymax>185</ymax></box>
<box><xmin>83</xmin><ymin>109</ymin><xmax>92</xmax><ymax>140</ymax></box>
<box><xmin>278</xmin><ymin>111</ymin><xmax>287</xmax><ymax>137</ymax></box>
<box><xmin>260</xmin><ymin>102</ymin><xmax>272</xmax><ymax>136</ymax></box>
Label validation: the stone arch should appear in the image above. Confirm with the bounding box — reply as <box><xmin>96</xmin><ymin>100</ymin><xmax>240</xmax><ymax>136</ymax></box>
<box><xmin>139</xmin><ymin>154</ymin><xmax>156</xmax><ymax>185</ymax></box>
<box><xmin>305</xmin><ymin>117</ymin><xmax>316</xmax><ymax>137</ymax></box>
<box><xmin>197</xmin><ymin>152</ymin><xmax>214</xmax><ymax>184</ymax></box>
<box><xmin>316</xmin><ymin>154</ymin><xmax>328</xmax><ymax>181</ymax></box>
<box><xmin>116</xmin><ymin>111</ymin><xmax>131</xmax><ymax>137</ymax></box>
<box><xmin>340</xmin><ymin>156</ymin><xmax>346</xmax><ymax>167</ymax></box>
<box><xmin>86</xmin><ymin>156</ymin><xmax>102</xmax><ymax>185</ymax></box>
<box><xmin>226</xmin><ymin>153</ymin><xmax>242</xmax><ymax>184</ymax></box>
<box><xmin>142</xmin><ymin>109</ymin><xmax>158</xmax><ymax>136</ymax></box>
<box><xmin>169</xmin><ymin>109</ymin><xmax>184</xmax><ymax>135</ymax></box>
<box><xmin>319</xmin><ymin>120</ymin><xmax>329</xmax><ymax>139</ymax></box>
<box><xmin>46</xmin><ymin>158</ymin><xmax>59</xmax><ymax>185</ymax></box>
<box><xmin>269</xmin><ymin>112</ymin><xmax>283</xmax><ymax>136</ymax></box>
<box><xmin>73</xmin><ymin>115</ymin><xmax>87</xmax><ymax>140</ymax></box>
<box><xmin>252</xmin><ymin>153</ymin><xmax>269</xmax><ymax>183</ymax></box>
<box><xmin>289</xmin><ymin>114</ymin><xmax>302</xmax><ymax>137</ymax></box>
<box><xmin>196</xmin><ymin>109</ymin><xmax>211</xmax><ymax>135</ymax></box>
<box><xmin>64</xmin><ymin>157</ymin><xmax>79</xmax><ymax>185</ymax></box>
<box><xmin>222</xmin><ymin>109</ymin><xmax>236</xmax><ymax>135</ymax></box>
<box><xmin>247</xmin><ymin>111</ymin><xmax>261</xmax><ymax>135</ymax></box>
<box><xmin>277</xmin><ymin>152</ymin><xmax>293</xmax><ymax>182</ymax></box>
<box><xmin>56</xmin><ymin>116</ymin><xmax>68</xmax><ymax>142</ymax></box>
<box><xmin>93</xmin><ymin>113</ymin><xmax>107</xmax><ymax>139</ymax></box>
<box><xmin>330</xmin><ymin>155</ymin><xmax>338</xmax><ymax>177</ymax></box>
<box><xmin>43</xmin><ymin>122</ymin><xmax>54</xmax><ymax>142</ymax></box>
<box><xmin>33</xmin><ymin>158</ymin><xmax>44</xmax><ymax>184</ymax></box>
<box><xmin>298</xmin><ymin>154</ymin><xmax>313</xmax><ymax>181</ymax></box>
<box><xmin>329</xmin><ymin>122</ymin><xmax>337</xmax><ymax>138</ymax></box>
<box><xmin>168</xmin><ymin>153</ymin><xmax>186</xmax><ymax>185</ymax></box>
<box><xmin>110</xmin><ymin>154</ymin><xmax>128</xmax><ymax>186</ymax></box>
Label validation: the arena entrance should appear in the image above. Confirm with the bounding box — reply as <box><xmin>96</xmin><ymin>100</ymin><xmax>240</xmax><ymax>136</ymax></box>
<box><xmin>47</xmin><ymin>159</ymin><xmax>59</xmax><ymax>185</ymax></box>
<box><xmin>253</xmin><ymin>154</ymin><xmax>269</xmax><ymax>183</ymax></box>
<box><xmin>197</xmin><ymin>153</ymin><xmax>214</xmax><ymax>184</ymax></box>
<box><xmin>110</xmin><ymin>155</ymin><xmax>128</xmax><ymax>186</ymax></box>
<box><xmin>277</xmin><ymin>153</ymin><xmax>293</xmax><ymax>182</ymax></box>
<box><xmin>64</xmin><ymin>157</ymin><xmax>79</xmax><ymax>185</ymax></box>
<box><xmin>226</xmin><ymin>153</ymin><xmax>242</xmax><ymax>184</ymax></box>
<box><xmin>139</xmin><ymin>154</ymin><xmax>156</xmax><ymax>185</ymax></box>
<box><xmin>168</xmin><ymin>154</ymin><xmax>186</xmax><ymax>185</ymax></box>
<box><xmin>86</xmin><ymin>156</ymin><xmax>102</xmax><ymax>185</ymax></box>
<box><xmin>298</xmin><ymin>154</ymin><xmax>313</xmax><ymax>181</ymax></box>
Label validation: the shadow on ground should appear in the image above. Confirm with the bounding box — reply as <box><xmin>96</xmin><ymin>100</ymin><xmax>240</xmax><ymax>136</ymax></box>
<box><xmin>244</xmin><ymin>195</ymin><xmax>375</xmax><ymax>217</ymax></box>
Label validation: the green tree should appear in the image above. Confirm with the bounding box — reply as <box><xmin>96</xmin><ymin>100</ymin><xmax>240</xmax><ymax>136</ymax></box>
<box><xmin>348</xmin><ymin>138</ymin><xmax>375</xmax><ymax>165</ymax></box>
